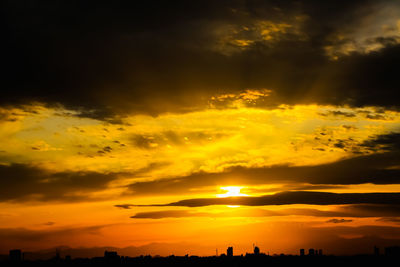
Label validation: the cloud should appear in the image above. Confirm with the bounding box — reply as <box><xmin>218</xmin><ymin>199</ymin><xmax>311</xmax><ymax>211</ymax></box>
<box><xmin>120</xmin><ymin>191</ymin><xmax>400</xmax><ymax>207</ymax></box>
<box><xmin>326</xmin><ymin>219</ymin><xmax>353</xmax><ymax>224</ymax></box>
<box><xmin>360</xmin><ymin>132</ymin><xmax>400</xmax><ymax>152</ymax></box>
<box><xmin>339</xmin><ymin>204</ymin><xmax>400</xmax><ymax>218</ymax></box>
<box><xmin>128</xmin><ymin>205</ymin><xmax>400</xmax><ymax>220</ymax></box>
<box><xmin>376</xmin><ymin>217</ymin><xmax>400</xmax><ymax>224</ymax></box>
<box><xmin>323</xmin><ymin>1</ymin><xmax>400</xmax><ymax>58</ymax></box>
<box><xmin>131</xmin><ymin>210</ymin><xmax>208</xmax><ymax>219</ymax></box>
<box><xmin>294</xmin><ymin>204</ymin><xmax>400</xmax><ymax>218</ymax></box>
<box><xmin>124</xmin><ymin>150</ymin><xmax>400</xmax><ymax>196</ymax></box>
<box><xmin>2</xmin><ymin>1</ymin><xmax>400</xmax><ymax>120</ymax></box>
<box><xmin>128</xmin><ymin>209</ymin><xmax>310</xmax><ymax>219</ymax></box>
<box><xmin>320</xmin><ymin>110</ymin><xmax>356</xmax><ymax>118</ymax></box>
<box><xmin>0</xmin><ymin>163</ymin><xmax>119</xmax><ymax>202</ymax></box>
<box><xmin>115</xmin><ymin>204</ymin><xmax>134</xmax><ymax>210</ymax></box>
<box><xmin>131</xmin><ymin>131</ymin><xmax>228</xmax><ymax>149</ymax></box>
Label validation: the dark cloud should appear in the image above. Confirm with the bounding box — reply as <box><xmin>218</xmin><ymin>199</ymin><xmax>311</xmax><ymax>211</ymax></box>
<box><xmin>122</xmin><ymin>191</ymin><xmax>400</xmax><ymax>207</ymax></box>
<box><xmin>131</xmin><ymin>210</ymin><xmax>208</xmax><ymax>219</ymax></box>
<box><xmin>115</xmin><ymin>204</ymin><xmax>134</xmax><ymax>210</ymax></box>
<box><xmin>123</xmin><ymin>204</ymin><xmax>400</xmax><ymax>220</ymax></box>
<box><xmin>2</xmin><ymin>0</ymin><xmax>400</xmax><ymax>120</ymax></box>
<box><xmin>125</xmin><ymin>151</ymin><xmax>400</xmax><ymax>196</ymax></box>
<box><xmin>333</xmin><ymin>140</ymin><xmax>346</xmax><ymax>149</ymax></box>
<box><xmin>241</xmin><ymin>184</ymin><xmax>346</xmax><ymax>195</ymax></box>
<box><xmin>360</xmin><ymin>132</ymin><xmax>400</xmax><ymax>152</ymax></box>
<box><xmin>131</xmin><ymin>135</ymin><xmax>161</xmax><ymax>149</ymax></box>
<box><xmin>97</xmin><ymin>145</ymin><xmax>113</xmax><ymax>155</ymax></box>
<box><xmin>0</xmin><ymin>111</ymin><xmax>18</xmax><ymax>122</ymax></box>
<box><xmin>326</xmin><ymin>219</ymin><xmax>353</xmax><ymax>224</ymax></box>
<box><xmin>0</xmin><ymin>163</ymin><xmax>119</xmax><ymax>202</ymax></box>
<box><xmin>376</xmin><ymin>217</ymin><xmax>400</xmax><ymax>224</ymax></box>
<box><xmin>128</xmin><ymin>208</ymin><xmax>309</xmax><ymax>219</ymax></box>
<box><xmin>131</xmin><ymin>131</ymin><xmax>228</xmax><ymax>149</ymax></box>
<box><xmin>320</xmin><ymin>111</ymin><xmax>356</xmax><ymax>118</ymax></box>
<box><xmin>128</xmin><ymin>205</ymin><xmax>400</xmax><ymax>220</ymax></box>
<box><xmin>338</xmin><ymin>204</ymin><xmax>400</xmax><ymax>218</ymax></box>
<box><xmin>295</xmin><ymin>204</ymin><xmax>400</xmax><ymax>218</ymax></box>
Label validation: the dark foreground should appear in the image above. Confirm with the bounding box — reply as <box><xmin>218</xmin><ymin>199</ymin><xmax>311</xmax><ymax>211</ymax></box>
<box><xmin>2</xmin><ymin>254</ymin><xmax>400</xmax><ymax>267</ymax></box>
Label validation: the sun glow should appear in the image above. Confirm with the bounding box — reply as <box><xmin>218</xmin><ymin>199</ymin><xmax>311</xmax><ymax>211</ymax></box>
<box><xmin>217</xmin><ymin>186</ymin><xmax>248</xmax><ymax>198</ymax></box>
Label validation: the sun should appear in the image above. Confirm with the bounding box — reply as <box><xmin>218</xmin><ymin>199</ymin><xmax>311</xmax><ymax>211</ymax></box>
<box><xmin>217</xmin><ymin>186</ymin><xmax>248</xmax><ymax>198</ymax></box>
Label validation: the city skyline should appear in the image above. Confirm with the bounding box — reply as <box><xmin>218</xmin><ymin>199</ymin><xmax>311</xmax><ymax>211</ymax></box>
<box><xmin>5</xmin><ymin>244</ymin><xmax>400</xmax><ymax>262</ymax></box>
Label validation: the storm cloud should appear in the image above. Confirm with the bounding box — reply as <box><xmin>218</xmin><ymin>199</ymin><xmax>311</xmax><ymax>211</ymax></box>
<box><xmin>2</xmin><ymin>0</ymin><xmax>400</xmax><ymax>120</ymax></box>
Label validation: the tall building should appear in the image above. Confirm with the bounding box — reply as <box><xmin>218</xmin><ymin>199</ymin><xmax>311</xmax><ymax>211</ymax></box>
<box><xmin>55</xmin><ymin>248</ymin><xmax>61</xmax><ymax>260</ymax></box>
<box><xmin>385</xmin><ymin>246</ymin><xmax>400</xmax><ymax>256</ymax></box>
<box><xmin>308</xmin><ymin>248</ymin><xmax>315</xmax><ymax>256</ymax></box>
<box><xmin>300</xmin><ymin>249</ymin><xmax>305</xmax><ymax>256</ymax></box>
<box><xmin>9</xmin><ymin>249</ymin><xmax>22</xmax><ymax>262</ymax></box>
<box><xmin>104</xmin><ymin>250</ymin><xmax>120</xmax><ymax>261</ymax></box>
<box><xmin>227</xmin><ymin>247</ymin><xmax>233</xmax><ymax>257</ymax></box>
<box><xmin>374</xmin><ymin>246</ymin><xmax>380</xmax><ymax>256</ymax></box>
<box><xmin>254</xmin><ymin>246</ymin><xmax>260</xmax><ymax>255</ymax></box>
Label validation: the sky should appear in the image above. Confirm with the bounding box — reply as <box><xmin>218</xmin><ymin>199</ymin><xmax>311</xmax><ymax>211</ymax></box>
<box><xmin>2</xmin><ymin>0</ymin><xmax>400</xmax><ymax>257</ymax></box>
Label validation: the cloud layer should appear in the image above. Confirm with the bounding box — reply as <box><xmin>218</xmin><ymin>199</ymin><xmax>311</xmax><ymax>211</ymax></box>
<box><xmin>120</xmin><ymin>191</ymin><xmax>400</xmax><ymax>207</ymax></box>
<box><xmin>129</xmin><ymin>205</ymin><xmax>400</xmax><ymax>219</ymax></box>
<box><xmin>126</xmin><ymin>150</ymin><xmax>400</xmax><ymax>196</ymax></box>
<box><xmin>0</xmin><ymin>164</ymin><xmax>119</xmax><ymax>202</ymax></box>
<box><xmin>3</xmin><ymin>0</ymin><xmax>400</xmax><ymax>119</ymax></box>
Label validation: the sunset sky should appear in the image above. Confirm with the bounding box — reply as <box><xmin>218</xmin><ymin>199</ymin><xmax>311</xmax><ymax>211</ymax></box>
<box><xmin>2</xmin><ymin>0</ymin><xmax>400</xmax><ymax>256</ymax></box>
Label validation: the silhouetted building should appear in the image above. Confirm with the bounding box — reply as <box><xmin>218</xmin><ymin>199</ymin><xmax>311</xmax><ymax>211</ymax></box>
<box><xmin>318</xmin><ymin>249</ymin><xmax>323</xmax><ymax>256</ymax></box>
<box><xmin>374</xmin><ymin>246</ymin><xmax>380</xmax><ymax>256</ymax></box>
<box><xmin>104</xmin><ymin>250</ymin><xmax>120</xmax><ymax>261</ymax></box>
<box><xmin>55</xmin><ymin>248</ymin><xmax>61</xmax><ymax>261</ymax></box>
<box><xmin>300</xmin><ymin>249</ymin><xmax>305</xmax><ymax>256</ymax></box>
<box><xmin>227</xmin><ymin>247</ymin><xmax>233</xmax><ymax>257</ymax></box>
<box><xmin>308</xmin><ymin>249</ymin><xmax>315</xmax><ymax>256</ymax></box>
<box><xmin>385</xmin><ymin>246</ymin><xmax>400</xmax><ymax>256</ymax></box>
<box><xmin>254</xmin><ymin>246</ymin><xmax>260</xmax><ymax>255</ymax></box>
<box><xmin>65</xmin><ymin>255</ymin><xmax>72</xmax><ymax>261</ymax></box>
<box><xmin>9</xmin><ymin>249</ymin><xmax>22</xmax><ymax>262</ymax></box>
